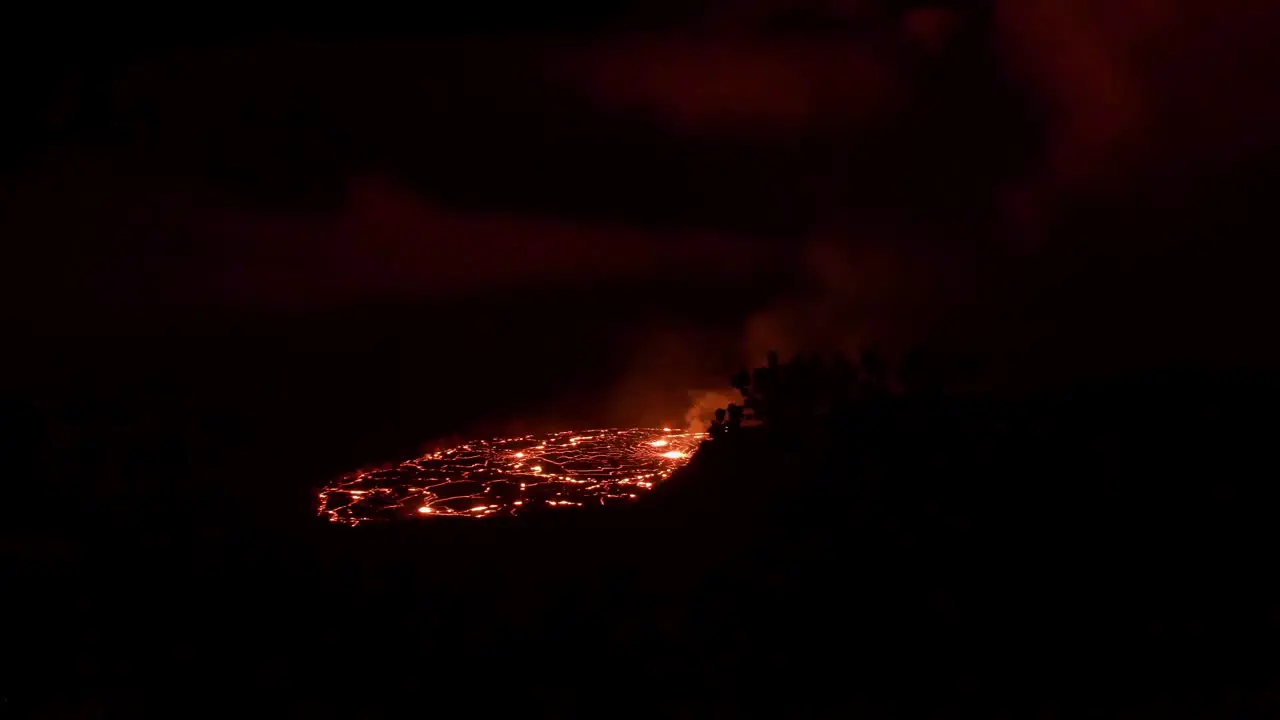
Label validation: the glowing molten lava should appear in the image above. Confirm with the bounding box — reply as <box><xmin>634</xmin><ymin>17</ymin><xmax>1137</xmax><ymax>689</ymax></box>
<box><xmin>317</xmin><ymin>428</ymin><xmax>705</xmax><ymax>525</ymax></box>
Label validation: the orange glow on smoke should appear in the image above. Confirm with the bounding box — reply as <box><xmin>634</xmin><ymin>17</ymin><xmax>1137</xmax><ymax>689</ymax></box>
<box><xmin>317</xmin><ymin>428</ymin><xmax>706</xmax><ymax>525</ymax></box>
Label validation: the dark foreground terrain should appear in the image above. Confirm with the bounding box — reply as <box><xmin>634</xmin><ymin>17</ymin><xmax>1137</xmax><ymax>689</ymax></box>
<box><xmin>5</xmin><ymin>365</ymin><xmax>1280</xmax><ymax>717</ymax></box>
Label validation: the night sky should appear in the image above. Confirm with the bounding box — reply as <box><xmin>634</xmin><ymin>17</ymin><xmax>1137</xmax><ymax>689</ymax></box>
<box><xmin>5</xmin><ymin>0</ymin><xmax>1280</xmax><ymax>409</ymax></box>
<box><xmin>8</xmin><ymin>7</ymin><xmax>1280</xmax><ymax>713</ymax></box>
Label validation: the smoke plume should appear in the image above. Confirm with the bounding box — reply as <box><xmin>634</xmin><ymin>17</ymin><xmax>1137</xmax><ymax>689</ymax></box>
<box><xmin>685</xmin><ymin>390</ymin><xmax>739</xmax><ymax>434</ymax></box>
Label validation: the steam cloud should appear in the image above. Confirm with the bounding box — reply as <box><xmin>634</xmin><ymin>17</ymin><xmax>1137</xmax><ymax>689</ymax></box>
<box><xmin>685</xmin><ymin>390</ymin><xmax>739</xmax><ymax>434</ymax></box>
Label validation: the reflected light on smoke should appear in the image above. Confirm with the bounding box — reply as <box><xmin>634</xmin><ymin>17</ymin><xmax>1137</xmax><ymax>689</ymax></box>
<box><xmin>685</xmin><ymin>390</ymin><xmax>738</xmax><ymax>434</ymax></box>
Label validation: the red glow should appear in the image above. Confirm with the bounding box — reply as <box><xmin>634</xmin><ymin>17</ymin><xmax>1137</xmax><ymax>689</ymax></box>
<box><xmin>317</xmin><ymin>428</ymin><xmax>705</xmax><ymax>525</ymax></box>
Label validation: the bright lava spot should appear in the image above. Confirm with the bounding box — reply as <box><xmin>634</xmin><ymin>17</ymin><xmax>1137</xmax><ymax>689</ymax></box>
<box><xmin>318</xmin><ymin>428</ymin><xmax>706</xmax><ymax>525</ymax></box>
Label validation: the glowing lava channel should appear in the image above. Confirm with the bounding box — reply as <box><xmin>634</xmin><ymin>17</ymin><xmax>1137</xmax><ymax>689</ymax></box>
<box><xmin>317</xmin><ymin>428</ymin><xmax>705</xmax><ymax>525</ymax></box>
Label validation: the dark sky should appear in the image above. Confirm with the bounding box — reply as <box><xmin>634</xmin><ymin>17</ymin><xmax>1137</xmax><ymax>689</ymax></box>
<box><xmin>5</xmin><ymin>0</ymin><xmax>1280</xmax><ymax>389</ymax></box>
